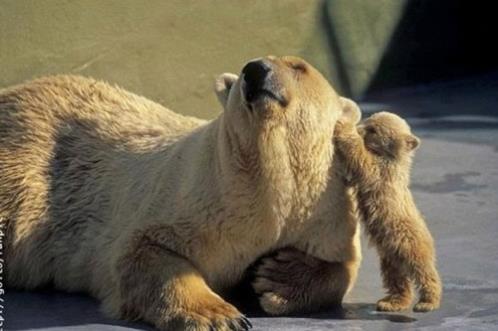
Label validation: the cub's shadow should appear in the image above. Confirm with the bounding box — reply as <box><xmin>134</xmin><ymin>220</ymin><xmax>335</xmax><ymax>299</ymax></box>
<box><xmin>227</xmin><ymin>276</ymin><xmax>417</xmax><ymax>324</ymax></box>
<box><xmin>307</xmin><ymin>303</ymin><xmax>417</xmax><ymax>323</ymax></box>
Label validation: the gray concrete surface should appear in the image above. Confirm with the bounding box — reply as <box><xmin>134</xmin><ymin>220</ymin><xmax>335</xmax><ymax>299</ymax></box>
<box><xmin>5</xmin><ymin>75</ymin><xmax>498</xmax><ymax>330</ymax></box>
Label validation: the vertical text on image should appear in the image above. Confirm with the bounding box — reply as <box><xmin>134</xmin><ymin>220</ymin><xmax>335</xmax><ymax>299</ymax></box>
<box><xmin>0</xmin><ymin>219</ymin><xmax>4</xmax><ymax>330</ymax></box>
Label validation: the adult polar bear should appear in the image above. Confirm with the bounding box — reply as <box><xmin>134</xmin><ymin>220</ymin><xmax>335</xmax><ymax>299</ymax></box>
<box><xmin>1</xmin><ymin>56</ymin><xmax>362</xmax><ymax>331</ymax></box>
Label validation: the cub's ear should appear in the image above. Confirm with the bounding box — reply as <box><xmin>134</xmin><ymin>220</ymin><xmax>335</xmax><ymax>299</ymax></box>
<box><xmin>339</xmin><ymin>97</ymin><xmax>362</xmax><ymax>125</ymax></box>
<box><xmin>406</xmin><ymin>134</ymin><xmax>421</xmax><ymax>151</ymax></box>
<box><xmin>215</xmin><ymin>73</ymin><xmax>238</xmax><ymax>109</ymax></box>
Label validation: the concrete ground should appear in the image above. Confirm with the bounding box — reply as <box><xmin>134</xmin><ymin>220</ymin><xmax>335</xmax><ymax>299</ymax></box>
<box><xmin>5</xmin><ymin>73</ymin><xmax>498</xmax><ymax>330</ymax></box>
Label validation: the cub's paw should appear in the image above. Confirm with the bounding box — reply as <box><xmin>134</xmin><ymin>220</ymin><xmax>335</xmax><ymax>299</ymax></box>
<box><xmin>252</xmin><ymin>248</ymin><xmax>315</xmax><ymax>315</ymax></box>
<box><xmin>376</xmin><ymin>295</ymin><xmax>412</xmax><ymax>312</ymax></box>
<box><xmin>162</xmin><ymin>297</ymin><xmax>251</xmax><ymax>331</ymax></box>
<box><xmin>413</xmin><ymin>300</ymin><xmax>440</xmax><ymax>312</ymax></box>
<box><xmin>340</xmin><ymin>97</ymin><xmax>362</xmax><ymax>125</ymax></box>
<box><xmin>334</xmin><ymin>118</ymin><xmax>356</xmax><ymax>134</ymax></box>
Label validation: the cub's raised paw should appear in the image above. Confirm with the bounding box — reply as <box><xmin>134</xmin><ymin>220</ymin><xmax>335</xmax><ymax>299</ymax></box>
<box><xmin>376</xmin><ymin>295</ymin><xmax>412</xmax><ymax>312</ymax></box>
<box><xmin>413</xmin><ymin>300</ymin><xmax>440</xmax><ymax>312</ymax></box>
<box><xmin>334</xmin><ymin>118</ymin><xmax>356</xmax><ymax>135</ymax></box>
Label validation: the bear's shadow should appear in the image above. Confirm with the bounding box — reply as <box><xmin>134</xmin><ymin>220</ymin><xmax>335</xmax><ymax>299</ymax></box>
<box><xmin>6</xmin><ymin>287</ymin><xmax>416</xmax><ymax>331</ymax></box>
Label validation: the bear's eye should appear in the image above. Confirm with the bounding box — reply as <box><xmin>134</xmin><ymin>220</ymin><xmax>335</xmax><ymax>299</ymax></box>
<box><xmin>290</xmin><ymin>62</ymin><xmax>307</xmax><ymax>73</ymax></box>
<box><xmin>366</xmin><ymin>127</ymin><xmax>377</xmax><ymax>135</ymax></box>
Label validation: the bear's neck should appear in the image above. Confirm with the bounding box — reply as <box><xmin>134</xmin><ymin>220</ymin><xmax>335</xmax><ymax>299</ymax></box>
<box><xmin>215</xmin><ymin>117</ymin><xmax>333</xmax><ymax>231</ymax></box>
<box><xmin>381</xmin><ymin>156</ymin><xmax>413</xmax><ymax>187</ymax></box>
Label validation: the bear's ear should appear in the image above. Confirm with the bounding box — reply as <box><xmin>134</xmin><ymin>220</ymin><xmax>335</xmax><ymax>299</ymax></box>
<box><xmin>339</xmin><ymin>97</ymin><xmax>361</xmax><ymax>125</ymax></box>
<box><xmin>405</xmin><ymin>134</ymin><xmax>421</xmax><ymax>151</ymax></box>
<box><xmin>215</xmin><ymin>73</ymin><xmax>238</xmax><ymax>109</ymax></box>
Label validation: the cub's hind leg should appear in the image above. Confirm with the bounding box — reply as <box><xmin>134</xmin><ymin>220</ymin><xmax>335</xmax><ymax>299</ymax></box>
<box><xmin>376</xmin><ymin>257</ymin><xmax>413</xmax><ymax>312</ymax></box>
<box><xmin>375</xmin><ymin>239</ymin><xmax>441</xmax><ymax>312</ymax></box>
<box><xmin>411</xmin><ymin>256</ymin><xmax>442</xmax><ymax>312</ymax></box>
<box><xmin>377</xmin><ymin>253</ymin><xmax>441</xmax><ymax>312</ymax></box>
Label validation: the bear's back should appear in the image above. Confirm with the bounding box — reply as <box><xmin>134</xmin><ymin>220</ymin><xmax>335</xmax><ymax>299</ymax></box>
<box><xmin>0</xmin><ymin>75</ymin><xmax>206</xmax><ymax>146</ymax></box>
<box><xmin>0</xmin><ymin>75</ymin><xmax>207</xmax><ymax>215</ymax></box>
<box><xmin>0</xmin><ymin>76</ymin><xmax>208</xmax><ymax>289</ymax></box>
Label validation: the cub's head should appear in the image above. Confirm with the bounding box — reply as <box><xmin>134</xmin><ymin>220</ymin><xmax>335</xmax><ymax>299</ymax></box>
<box><xmin>214</xmin><ymin>56</ymin><xmax>359</xmax><ymax>164</ymax></box>
<box><xmin>359</xmin><ymin>112</ymin><xmax>420</xmax><ymax>160</ymax></box>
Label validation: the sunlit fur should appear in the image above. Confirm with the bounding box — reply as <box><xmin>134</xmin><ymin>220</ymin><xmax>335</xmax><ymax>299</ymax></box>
<box><xmin>1</xmin><ymin>56</ymin><xmax>362</xmax><ymax>330</ymax></box>
<box><xmin>334</xmin><ymin>112</ymin><xmax>442</xmax><ymax>312</ymax></box>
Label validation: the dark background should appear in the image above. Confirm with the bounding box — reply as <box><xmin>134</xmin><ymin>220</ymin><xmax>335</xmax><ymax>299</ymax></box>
<box><xmin>366</xmin><ymin>0</ymin><xmax>498</xmax><ymax>93</ymax></box>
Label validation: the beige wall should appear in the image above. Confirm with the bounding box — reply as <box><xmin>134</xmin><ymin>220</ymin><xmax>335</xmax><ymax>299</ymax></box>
<box><xmin>0</xmin><ymin>0</ymin><xmax>340</xmax><ymax>119</ymax></box>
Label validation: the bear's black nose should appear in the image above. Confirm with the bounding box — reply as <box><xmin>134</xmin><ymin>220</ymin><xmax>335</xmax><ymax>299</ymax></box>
<box><xmin>242</xmin><ymin>60</ymin><xmax>272</xmax><ymax>99</ymax></box>
<box><xmin>242</xmin><ymin>60</ymin><xmax>271</xmax><ymax>102</ymax></box>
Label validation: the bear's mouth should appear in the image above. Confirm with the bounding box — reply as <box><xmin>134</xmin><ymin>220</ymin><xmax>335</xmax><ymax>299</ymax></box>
<box><xmin>243</xmin><ymin>87</ymin><xmax>288</xmax><ymax>108</ymax></box>
<box><xmin>241</xmin><ymin>59</ymin><xmax>289</xmax><ymax>109</ymax></box>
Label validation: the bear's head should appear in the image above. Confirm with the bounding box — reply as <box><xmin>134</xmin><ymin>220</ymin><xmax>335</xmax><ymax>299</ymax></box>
<box><xmin>214</xmin><ymin>56</ymin><xmax>361</xmax><ymax>216</ymax></box>
<box><xmin>213</xmin><ymin>56</ymin><xmax>363</xmax><ymax>217</ymax></box>
<box><xmin>358</xmin><ymin>111</ymin><xmax>420</xmax><ymax>159</ymax></box>
<box><xmin>215</xmin><ymin>56</ymin><xmax>359</xmax><ymax>159</ymax></box>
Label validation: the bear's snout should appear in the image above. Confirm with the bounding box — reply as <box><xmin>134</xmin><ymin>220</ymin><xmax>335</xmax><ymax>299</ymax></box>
<box><xmin>242</xmin><ymin>60</ymin><xmax>287</xmax><ymax>107</ymax></box>
<box><xmin>242</xmin><ymin>60</ymin><xmax>271</xmax><ymax>102</ymax></box>
<box><xmin>242</xmin><ymin>60</ymin><xmax>271</xmax><ymax>88</ymax></box>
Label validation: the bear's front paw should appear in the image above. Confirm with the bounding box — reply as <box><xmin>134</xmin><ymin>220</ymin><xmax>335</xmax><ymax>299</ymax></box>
<box><xmin>413</xmin><ymin>300</ymin><xmax>440</xmax><ymax>312</ymax></box>
<box><xmin>376</xmin><ymin>294</ymin><xmax>412</xmax><ymax>312</ymax></box>
<box><xmin>252</xmin><ymin>248</ymin><xmax>315</xmax><ymax>316</ymax></box>
<box><xmin>159</xmin><ymin>296</ymin><xmax>251</xmax><ymax>331</ymax></box>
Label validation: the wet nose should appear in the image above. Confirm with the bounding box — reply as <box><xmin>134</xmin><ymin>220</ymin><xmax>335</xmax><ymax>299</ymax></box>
<box><xmin>242</xmin><ymin>60</ymin><xmax>271</xmax><ymax>88</ymax></box>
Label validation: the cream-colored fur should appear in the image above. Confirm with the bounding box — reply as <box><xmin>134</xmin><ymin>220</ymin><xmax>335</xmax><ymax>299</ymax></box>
<box><xmin>1</xmin><ymin>56</ymin><xmax>361</xmax><ymax>330</ymax></box>
<box><xmin>334</xmin><ymin>112</ymin><xmax>442</xmax><ymax>313</ymax></box>
<box><xmin>251</xmin><ymin>94</ymin><xmax>362</xmax><ymax>316</ymax></box>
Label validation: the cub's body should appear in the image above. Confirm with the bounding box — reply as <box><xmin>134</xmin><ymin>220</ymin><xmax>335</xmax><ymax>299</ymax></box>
<box><xmin>334</xmin><ymin>112</ymin><xmax>442</xmax><ymax>312</ymax></box>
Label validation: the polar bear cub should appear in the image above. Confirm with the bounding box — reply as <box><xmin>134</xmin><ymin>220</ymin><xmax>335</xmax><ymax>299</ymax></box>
<box><xmin>334</xmin><ymin>112</ymin><xmax>442</xmax><ymax>312</ymax></box>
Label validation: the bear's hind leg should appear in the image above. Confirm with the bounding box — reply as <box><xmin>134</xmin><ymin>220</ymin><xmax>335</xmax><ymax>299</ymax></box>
<box><xmin>252</xmin><ymin>248</ymin><xmax>359</xmax><ymax>315</ymax></box>
<box><xmin>412</xmin><ymin>261</ymin><xmax>442</xmax><ymax>312</ymax></box>
<box><xmin>105</xmin><ymin>233</ymin><xmax>251</xmax><ymax>331</ymax></box>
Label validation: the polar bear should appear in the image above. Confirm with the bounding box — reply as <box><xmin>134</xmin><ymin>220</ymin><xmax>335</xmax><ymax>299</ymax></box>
<box><xmin>1</xmin><ymin>56</ymin><xmax>361</xmax><ymax>331</ymax></box>
<box><xmin>333</xmin><ymin>112</ymin><xmax>442</xmax><ymax>312</ymax></box>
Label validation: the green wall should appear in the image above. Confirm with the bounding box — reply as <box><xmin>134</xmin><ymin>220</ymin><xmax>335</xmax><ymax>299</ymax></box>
<box><xmin>0</xmin><ymin>0</ymin><xmax>409</xmax><ymax>118</ymax></box>
<box><xmin>0</xmin><ymin>0</ymin><xmax>337</xmax><ymax>119</ymax></box>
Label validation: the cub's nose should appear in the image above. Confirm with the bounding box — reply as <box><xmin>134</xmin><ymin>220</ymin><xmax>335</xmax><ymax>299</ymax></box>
<box><xmin>242</xmin><ymin>60</ymin><xmax>271</xmax><ymax>88</ymax></box>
